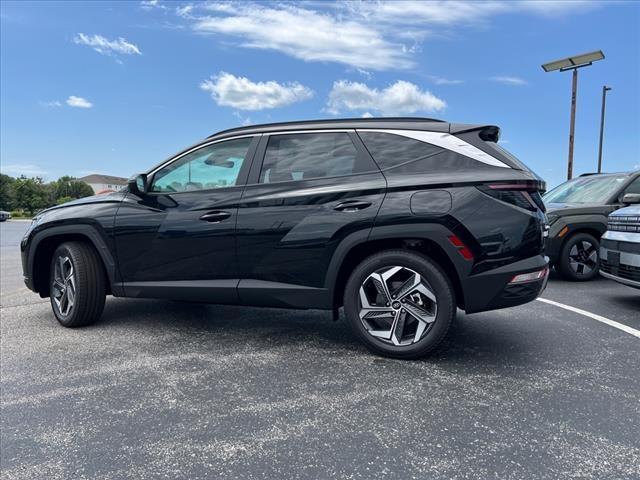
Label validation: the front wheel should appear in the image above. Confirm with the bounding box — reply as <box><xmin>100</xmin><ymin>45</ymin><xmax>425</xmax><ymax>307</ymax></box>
<box><xmin>343</xmin><ymin>250</ymin><xmax>455</xmax><ymax>359</ymax></box>
<box><xmin>557</xmin><ymin>233</ymin><xmax>600</xmax><ymax>281</ymax></box>
<box><xmin>50</xmin><ymin>242</ymin><xmax>106</xmax><ymax>327</ymax></box>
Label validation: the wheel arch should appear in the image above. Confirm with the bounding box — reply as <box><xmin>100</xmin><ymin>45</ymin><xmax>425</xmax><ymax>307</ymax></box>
<box><xmin>557</xmin><ymin>224</ymin><xmax>604</xmax><ymax>257</ymax></box>
<box><xmin>29</xmin><ymin>225</ymin><xmax>119</xmax><ymax>298</ymax></box>
<box><xmin>328</xmin><ymin>235</ymin><xmax>466</xmax><ymax>313</ymax></box>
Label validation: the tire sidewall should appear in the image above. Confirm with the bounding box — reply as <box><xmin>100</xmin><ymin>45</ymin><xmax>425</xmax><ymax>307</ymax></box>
<box><xmin>344</xmin><ymin>251</ymin><xmax>455</xmax><ymax>359</ymax></box>
<box><xmin>559</xmin><ymin>233</ymin><xmax>600</xmax><ymax>281</ymax></box>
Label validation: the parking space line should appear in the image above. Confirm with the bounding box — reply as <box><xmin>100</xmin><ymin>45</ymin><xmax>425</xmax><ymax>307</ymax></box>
<box><xmin>537</xmin><ymin>298</ymin><xmax>640</xmax><ymax>339</ymax></box>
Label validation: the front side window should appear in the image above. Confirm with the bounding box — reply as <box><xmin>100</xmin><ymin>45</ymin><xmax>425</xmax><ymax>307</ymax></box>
<box><xmin>151</xmin><ymin>137</ymin><xmax>252</xmax><ymax>193</ymax></box>
<box><xmin>259</xmin><ymin>132</ymin><xmax>362</xmax><ymax>184</ymax></box>
<box><xmin>623</xmin><ymin>178</ymin><xmax>640</xmax><ymax>195</ymax></box>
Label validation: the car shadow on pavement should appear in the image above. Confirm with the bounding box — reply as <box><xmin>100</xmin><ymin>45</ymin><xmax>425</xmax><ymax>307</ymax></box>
<box><xmin>98</xmin><ymin>298</ymin><xmax>540</xmax><ymax>368</ymax></box>
<box><xmin>609</xmin><ymin>292</ymin><xmax>640</xmax><ymax>307</ymax></box>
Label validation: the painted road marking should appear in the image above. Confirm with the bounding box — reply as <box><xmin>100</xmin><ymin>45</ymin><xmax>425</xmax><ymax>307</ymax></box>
<box><xmin>537</xmin><ymin>297</ymin><xmax>640</xmax><ymax>339</ymax></box>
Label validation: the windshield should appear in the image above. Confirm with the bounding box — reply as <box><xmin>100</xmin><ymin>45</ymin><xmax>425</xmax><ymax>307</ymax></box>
<box><xmin>543</xmin><ymin>174</ymin><xmax>627</xmax><ymax>204</ymax></box>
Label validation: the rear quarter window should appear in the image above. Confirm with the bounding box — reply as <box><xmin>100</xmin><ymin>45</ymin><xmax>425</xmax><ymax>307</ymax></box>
<box><xmin>358</xmin><ymin>131</ymin><xmax>492</xmax><ymax>173</ymax></box>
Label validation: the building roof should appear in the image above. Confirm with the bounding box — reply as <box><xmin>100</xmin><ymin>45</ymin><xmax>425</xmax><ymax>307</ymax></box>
<box><xmin>78</xmin><ymin>174</ymin><xmax>128</xmax><ymax>185</ymax></box>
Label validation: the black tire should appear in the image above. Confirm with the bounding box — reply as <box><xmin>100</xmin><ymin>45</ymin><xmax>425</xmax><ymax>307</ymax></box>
<box><xmin>49</xmin><ymin>241</ymin><xmax>106</xmax><ymax>327</ymax></box>
<box><xmin>557</xmin><ymin>232</ymin><xmax>600</xmax><ymax>281</ymax></box>
<box><xmin>343</xmin><ymin>250</ymin><xmax>455</xmax><ymax>359</ymax></box>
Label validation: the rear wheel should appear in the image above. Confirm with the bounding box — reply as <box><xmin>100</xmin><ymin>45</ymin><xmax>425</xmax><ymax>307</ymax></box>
<box><xmin>50</xmin><ymin>242</ymin><xmax>106</xmax><ymax>327</ymax></box>
<box><xmin>557</xmin><ymin>233</ymin><xmax>600</xmax><ymax>281</ymax></box>
<box><xmin>343</xmin><ymin>250</ymin><xmax>455</xmax><ymax>359</ymax></box>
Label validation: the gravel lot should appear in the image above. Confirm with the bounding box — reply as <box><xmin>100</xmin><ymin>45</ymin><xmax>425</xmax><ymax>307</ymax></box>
<box><xmin>1</xmin><ymin>220</ymin><xmax>639</xmax><ymax>479</ymax></box>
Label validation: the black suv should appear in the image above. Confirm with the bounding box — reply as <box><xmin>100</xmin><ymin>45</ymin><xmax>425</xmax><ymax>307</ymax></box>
<box><xmin>21</xmin><ymin>118</ymin><xmax>548</xmax><ymax>359</ymax></box>
<box><xmin>544</xmin><ymin>171</ymin><xmax>640</xmax><ymax>281</ymax></box>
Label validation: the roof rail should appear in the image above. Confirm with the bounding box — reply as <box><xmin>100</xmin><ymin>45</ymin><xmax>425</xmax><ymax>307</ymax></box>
<box><xmin>207</xmin><ymin>116</ymin><xmax>446</xmax><ymax>138</ymax></box>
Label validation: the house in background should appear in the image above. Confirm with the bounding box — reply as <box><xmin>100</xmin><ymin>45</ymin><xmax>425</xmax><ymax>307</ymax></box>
<box><xmin>78</xmin><ymin>174</ymin><xmax>128</xmax><ymax>194</ymax></box>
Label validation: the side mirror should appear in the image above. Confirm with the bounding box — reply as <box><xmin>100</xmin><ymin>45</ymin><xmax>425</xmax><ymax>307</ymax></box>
<box><xmin>622</xmin><ymin>193</ymin><xmax>640</xmax><ymax>204</ymax></box>
<box><xmin>128</xmin><ymin>173</ymin><xmax>148</xmax><ymax>195</ymax></box>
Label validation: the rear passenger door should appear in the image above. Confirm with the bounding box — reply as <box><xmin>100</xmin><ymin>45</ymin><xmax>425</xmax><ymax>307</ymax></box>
<box><xmin>235</xmin><ymin>130</ymin><xmax>386</xmax><ymax>306</ymax></box>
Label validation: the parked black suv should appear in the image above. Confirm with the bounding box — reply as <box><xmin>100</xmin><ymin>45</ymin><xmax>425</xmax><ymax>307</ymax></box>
<box><xmin>544</xmin><ymin>171</ymin><xmax>640</xmax><ymax>281</ymax></box>
<box><xmin>21</xmin><ymin>118</ymin><xmax>549</xmax><ymax>359</ymax></box>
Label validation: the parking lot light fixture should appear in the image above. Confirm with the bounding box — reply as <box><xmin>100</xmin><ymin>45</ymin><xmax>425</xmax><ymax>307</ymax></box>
<box><xmin>541</xmin><ymin>50</ymin><xmax>605</xmax><ymax>180</ymax></box>
<box><xmin>598</xmin><ymin>86</ymin><xmax>612</xmax><ymax>173</ymax></box>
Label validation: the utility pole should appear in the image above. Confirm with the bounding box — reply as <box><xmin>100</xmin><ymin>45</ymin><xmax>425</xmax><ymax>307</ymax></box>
<box><xmin>597</xmin><ymin>85</ymin><xmax>612</xmax><ymax>173</ymax></box>
<box><xmin>541</xmin><ymin>51</ymin><xmax>605</xmax><ymax>180</ymax></box>
<box><xmin>567</xmin><ymin>69</ymin><xmax>578</xmax><ymax>180</ymax></box>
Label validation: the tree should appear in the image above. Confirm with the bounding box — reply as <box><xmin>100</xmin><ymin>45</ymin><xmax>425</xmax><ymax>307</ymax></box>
<box><xmin>12</xmin><ymin>176</ymin><xmax>50</xmax><ymax>215</ymax></box>
<box><xmin>0</xmin><ymin>174</ymin><xmax>16</xmax><ymax>211</ymax></box>
<box><xmin>51</xmin><ymin>176</ymin><xmax>94</xmax><ymax>200</ymax></box>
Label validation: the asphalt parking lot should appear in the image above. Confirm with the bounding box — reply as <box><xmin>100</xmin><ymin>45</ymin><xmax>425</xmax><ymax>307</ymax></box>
<box><xmin>1</xmin><ymin>220</ymin><xmax>639</xmax><ymax>479</ymax></box>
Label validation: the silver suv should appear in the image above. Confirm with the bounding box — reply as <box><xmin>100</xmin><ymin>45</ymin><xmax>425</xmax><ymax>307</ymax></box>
<box><xmin>600</xmin><ymin>200</ymin><xmax>640</xmax><ymax>289</ymax></box>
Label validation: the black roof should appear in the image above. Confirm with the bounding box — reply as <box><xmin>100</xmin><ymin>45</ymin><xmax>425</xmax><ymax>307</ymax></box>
<box><xmin>208</xmin><ymin>117</ymin><xmax>450</xmax><ymax>140</ymax></box>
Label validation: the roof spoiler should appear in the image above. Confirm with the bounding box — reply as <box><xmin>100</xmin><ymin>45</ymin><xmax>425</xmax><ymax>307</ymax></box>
<box><xmin>449</xmin><ymin>124</ymin><xmax>501</xmax><ymax>143</ymax></box>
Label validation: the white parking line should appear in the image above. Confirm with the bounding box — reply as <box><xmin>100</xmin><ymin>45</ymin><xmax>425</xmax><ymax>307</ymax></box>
<box><xmin>537</xmin><ymin>298</ymin><xmax>640</xmax><ymax>339</ymax></box>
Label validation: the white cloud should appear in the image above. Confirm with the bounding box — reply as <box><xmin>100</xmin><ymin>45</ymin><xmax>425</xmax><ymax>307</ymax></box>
<box><xmin>73</xmin><ymin>33</ymin><xmax>141</xmax><ymax>60</ymax></box>
<box><xmin>66</xmin><ymin>96</ymin><xmax>93</xmax><ymax>108</ymax></box>
<box><xmin>345</xmin><ymin>0</ymin><xmax>600</xmax><ymax>26</ymax></box>
<box><xmin>191</xmin><ymin>3</ymin><xmax>413</xmax><ymax>70</ymax></box>
<box><xmin>326</xmin><ymin>80</ymin><xmax>446</xmax><ymax>116</ymax></box>
<box><xmin>361</xmin><ymin>112</ymin><xmax>374</xmax><ymax>118</ymax></box>
<box><xmin>233</xmin><ymin>112</ymin><xmax>253</xmax><ymax>126</ymax></box>
<box><xmin>40</xmin><ymin>100</ymin><xmax>62</xmax><ymax>108</ymax></box>
<box><xmin>491</xmin><ymin>76</ymin><xmax>528</xmax><ymax>86</ymax></box>
<box><xmin>176</xmin><ymin>4</ymin><xmax>194</xmax><ymax>18</ymax></box>
<box><xmin>140</xmin><ymin>0</ymin><xmax>166</xmax><ymax>10</ymax></box>
<box><xmin>428</xmin><ymin>75</ymin><xmax>463</xmax><ymax>85</ymax></box>
<box><xmin>0</xmin><ymin>164</ymin><xmax>48</xmax><ymax>177</ymax></box>
<box><xmin>200</xmin><ymin>72</ymin><xmax>313</xmax><ymax>111</ymax></box>
<box><xmin>141</xmin><ymin>1</ymin><xmax>602</xmax><ymax>71</ymax></box>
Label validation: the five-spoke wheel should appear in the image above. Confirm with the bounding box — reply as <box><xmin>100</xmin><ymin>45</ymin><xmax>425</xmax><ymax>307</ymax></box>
<box><xmin>49</xmin><ymin>242</ymin><xmax>106</xmax><ymax>327</ymax></box>
<box><xmin>558</xmin><ymin>233</ymin><xmax>600</xmax><ymax>281</ymax></box>
<box><xmin>51</xmin><ymin>255</ymin><xmax>76</xmax><ymax>317</ymax></box>
<box><xmin>344</xmin><ymin>250</ymin><xmax>455</xmax><ymax>359</ymax></box>
<box><xmin>358</xmin><ymin>266</ymin><xmax>437</xmax><ymax>346</ymax></box>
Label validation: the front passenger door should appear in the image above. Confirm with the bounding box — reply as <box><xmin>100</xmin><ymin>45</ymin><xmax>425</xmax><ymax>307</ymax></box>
<box><xmin>114</xmin><ymin>136</ymin><xmax>258</xmax><ymax>301</ymax></box>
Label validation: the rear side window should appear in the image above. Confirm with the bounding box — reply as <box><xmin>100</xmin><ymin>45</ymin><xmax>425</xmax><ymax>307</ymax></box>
<box><xmin>358</xmin><ymin>131</ymin><xmax>490</xmax><ymax>173</ymax></box>
<box><xmin>260</xmin><ymin>132</ymin><xmax>369</xmax><ymax>183</ymax></box>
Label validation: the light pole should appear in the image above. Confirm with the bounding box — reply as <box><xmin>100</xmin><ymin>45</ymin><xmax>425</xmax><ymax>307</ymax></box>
<box><xmin>597</xmin><ymin>85</ymin><xmax>612</xmax><ymax>173</ymax></box>
<box><xmin>542</xmin><ymin>50</ymin><xmax>605</xmax><ymax>180</ymax></box>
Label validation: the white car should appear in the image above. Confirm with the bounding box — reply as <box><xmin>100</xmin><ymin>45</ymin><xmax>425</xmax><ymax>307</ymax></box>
<box><xmin>599</xmin><ymin>199</ymin><xmax>640</xmax><ymax>289</ymax></box>
<box><xmin>0</xmin><ymin>210</ymin><xmax>11</xmax><ymax>222</ymax></box>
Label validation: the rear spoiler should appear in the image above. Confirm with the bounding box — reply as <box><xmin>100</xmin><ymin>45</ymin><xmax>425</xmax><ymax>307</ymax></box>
<box><xmin>449</xmin><ymin>124</ymin><xmax>500</xmax><ymax>143</ymax></box>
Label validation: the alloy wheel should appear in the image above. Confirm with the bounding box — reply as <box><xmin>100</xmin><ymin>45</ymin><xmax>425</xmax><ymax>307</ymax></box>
<box><xmin>568</xmin><ymin>240</ymin><xmax>598</xmax><ymax>276</ymax></box>
<box><xmin>52</xmin><ymin>255</ymin><xmax>76</xmax><ymax>317</ymax></box>
<box><xmin>358</xmin><ymin>266</ymin><xmax>437</xmax><ymax>346</ymax></box>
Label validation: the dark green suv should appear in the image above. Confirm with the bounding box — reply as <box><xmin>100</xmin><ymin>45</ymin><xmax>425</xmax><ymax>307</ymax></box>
<box><xmin>544</xmin><ymin>171</ymin><xmax>640</xmax><ymax>281</ymax></box>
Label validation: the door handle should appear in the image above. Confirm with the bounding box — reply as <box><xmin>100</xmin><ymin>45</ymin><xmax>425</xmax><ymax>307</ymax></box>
<box><xmin>199</xmin><ymin>211</ymin><xmax>231</xmax><ymax>222</ymax></box>
<box><xmin>334</xmin><ymin>200</ymin><xmax>372</xmax><ymax>212</ymax></box>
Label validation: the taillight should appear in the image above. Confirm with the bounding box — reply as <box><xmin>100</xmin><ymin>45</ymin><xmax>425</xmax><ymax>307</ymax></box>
<box><xmin>477</xmin><ymin>183</ymin><xmax>545</xmax><ymax>212</ymax></box>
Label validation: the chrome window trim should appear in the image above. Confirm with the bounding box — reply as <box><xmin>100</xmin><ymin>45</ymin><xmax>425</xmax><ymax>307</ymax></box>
<box><xmin>356</xmin><ymin>128</ymin><xmax>510</xmax><ymax>169</ymax></box>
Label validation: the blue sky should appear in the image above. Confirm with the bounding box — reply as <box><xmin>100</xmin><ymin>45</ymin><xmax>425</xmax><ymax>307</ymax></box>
<box><xmin>1</xmin><ymin>0</ymin><xmax>638</xmax><ymax>188</ymax></box>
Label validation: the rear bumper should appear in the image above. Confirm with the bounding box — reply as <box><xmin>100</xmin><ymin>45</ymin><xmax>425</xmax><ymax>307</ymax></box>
<box><xmin>463</xmin><ymin>255</ymin><xmax>549</xmax><ymax>314</ymax></box>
